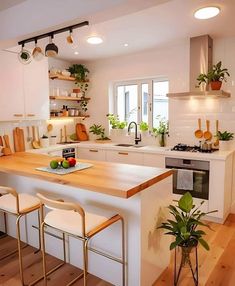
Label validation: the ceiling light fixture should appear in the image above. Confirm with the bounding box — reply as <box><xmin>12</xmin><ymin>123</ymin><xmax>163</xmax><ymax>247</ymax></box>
<box><xmin>45</xmin><ymin>34</ymin><xmax>58</xmax><ymax>57</ymax></box>
<box><xmin>74</xmin><ymin>51</ymin><xmax>79</xmax><ymax>55</ymax></box>
<box><xmin>67</xmin><ymin>28</ymin><xmax>74</xmax><ymax>44</ymax></box>
<box><xmin>194</xmin><ymin>6</ymin><xmax>220</xmax><ymax>19</ymax></box>
<box><xmin>87</xmin><ymin>36</ymin><xmax>103</xmax><ymax>45</ymax></box>
<box><xmin>124</xmin><ymin>43</ymin><xmax>129</xmax><ymax>47</ymax></box>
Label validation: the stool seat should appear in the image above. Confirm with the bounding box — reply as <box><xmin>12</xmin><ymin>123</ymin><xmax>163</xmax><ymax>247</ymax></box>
<box><xmin>45</xmin><ymin>209</ymin><xmax>109</xmax><ymax>236</ymax></box>
<box><xmin>0</xmin><ymin>193</ymin><xmax>40</xmax><ymax>214</ymax></box>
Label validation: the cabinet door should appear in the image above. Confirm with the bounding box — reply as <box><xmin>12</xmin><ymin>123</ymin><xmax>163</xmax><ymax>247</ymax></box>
<box><xmin>143</xmin><ymin>153</ymin><xmax>165</xmax><ymax>168</ymax></box>
<box><xmin>23</xmin><ymin>58</ymin><xmax>49</xmax><ymax>120</ymax></box>
<box><xmin>0</xmin><ymin>51</ymin><xmax>25</xmax><ymax>121</ymax></box>
<box><xmin>106</xmin><ymin>150</ymin><xmax>143</xmax><ymax>165</ymax></box>
<box><xmin>77</xmin><ymin>148</ymin><xmax>106</xmax><ymax>161</ymax></box>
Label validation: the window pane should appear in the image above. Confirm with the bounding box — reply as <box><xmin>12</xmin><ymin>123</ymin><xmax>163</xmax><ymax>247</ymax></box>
<box><xmin>153</xmin><ymin>81</ymin><xmax>169</xmax><ymax>128</ymax></box>
<box><xmin>116</xmin><ymin>84</ymin><xmax>138</xmax><ymax>123</ymax></box>
<box><xmin>141</xmin><ymin>83</ymin><xmax>148</xmax><ymax>123</ymax></box>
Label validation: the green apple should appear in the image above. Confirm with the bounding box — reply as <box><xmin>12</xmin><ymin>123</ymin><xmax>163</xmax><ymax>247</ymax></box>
<box><xmin>62</xmin><ymin>160</ymin><xmax>70</xmax><ymax>169</ymax></box>
<box><xmin>50</xmin><ymin>160</ymin><xmax>59</xmax><ymax>169</ymax></box>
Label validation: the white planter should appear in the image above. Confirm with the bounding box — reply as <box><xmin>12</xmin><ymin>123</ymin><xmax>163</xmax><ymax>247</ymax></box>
<box><xmin>40</xmin><ymin>138</ymin><xmax>50</xmax><ymax>148</ymax></box>
<box><xmin>141</xmin><ymin>130</ymin><xmax>149</xmax><ymax>137</ymax></box>
<box><xmin>219</xmin><ymin>140</ymin><xmax>231</xmax><ymax>151</ymax></box>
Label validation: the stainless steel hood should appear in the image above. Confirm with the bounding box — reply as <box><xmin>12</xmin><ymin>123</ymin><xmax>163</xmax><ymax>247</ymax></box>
<box><xmin>167</xmin><ymin>35</ymin><xmax>230</xmax><ymax>99</ymax></box>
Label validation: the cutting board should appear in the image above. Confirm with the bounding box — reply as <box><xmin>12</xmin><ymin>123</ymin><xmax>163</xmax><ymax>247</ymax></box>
<box><xmin>76</xmin><ymin>123</ymin><xmax>89</xmax><ymax>141</ymax></box>
<box><xmin>13</xmin><ymin>128</ymin><xmax>25</xmax><ymax>152</ymax></box>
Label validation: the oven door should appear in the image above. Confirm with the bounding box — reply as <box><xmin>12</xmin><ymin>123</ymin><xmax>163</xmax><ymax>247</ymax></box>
<box><xmin>165</xmin><ymin>157</ymin><xmax>210</xmax><ymax>200</ymax></box>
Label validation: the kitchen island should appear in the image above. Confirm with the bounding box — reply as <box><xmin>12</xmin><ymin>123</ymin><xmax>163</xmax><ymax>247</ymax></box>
<box><xmin>0</xmin><ymin>152</ymin><xmax>173</xmax><ymax>286</ymax></box>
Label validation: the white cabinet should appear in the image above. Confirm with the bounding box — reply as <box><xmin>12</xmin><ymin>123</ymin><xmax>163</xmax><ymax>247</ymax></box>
<box><xmin>0</xmin><ymin>51</ymin><xmax>25</xmax><ymax>121</ymax></box>
<box><xmin>106</xmin><ymin>150</ymin><xmax>143</xmax><ymax>165</ymax></box>
<box><xmin>23</xmin><ymin>58</ymin><xmax>49</xmax><ymax>120</ymax></box>
<box><xmin>77</xmin><ymin>147</ymin><xmax>106</xmax><ymax>161</ymax></box>
<box><xmin>0</xmin><ymin>50</ymin><xmax>49</xmax><ymax>121</ymax></box>
<box><xmin>143</xmin><ymin>153</ymin><xmax>165</xmax><ymax>168</ymax></box>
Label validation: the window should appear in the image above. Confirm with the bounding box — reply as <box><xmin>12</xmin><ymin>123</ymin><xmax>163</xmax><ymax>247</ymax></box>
<box><xmin>114</xmin><ymin>79</ymin><xmax>169</xmax><ymax>129</ymax></box>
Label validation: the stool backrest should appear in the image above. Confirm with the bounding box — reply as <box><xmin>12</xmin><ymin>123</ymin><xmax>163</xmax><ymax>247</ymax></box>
<box><xmin>37</xmin><ymin>193</ymin><xmax>85</xmax><ymax>217</ymax></box>
<box><xmin>0</xmin><ymin>186</ymin><xmax>20</xmax><ymax>213</ymax></box>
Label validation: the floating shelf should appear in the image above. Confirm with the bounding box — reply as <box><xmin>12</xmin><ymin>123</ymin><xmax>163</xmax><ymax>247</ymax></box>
<box><xmin>167</xmin><ymin>90</ymin><xmax>231</xmax><ymax>99</ymax></box>
<box><xmin>49</xmin><ymin>115</ymin><xmax>90</xmax><ymax>120</ymax></box>
<box><xmin>49</xmin><ymin>74</ymin><xmax>76</xmax><ymax>81</ymax></box>
<box><xmin>49</xmin><ymin>96</ymin><xmax>90</xmax><ymax>101</ymax></box>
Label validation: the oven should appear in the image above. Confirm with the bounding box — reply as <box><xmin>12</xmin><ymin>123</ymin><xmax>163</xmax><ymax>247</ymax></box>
<box><xmin>62</xmin><ymin>147</ymin><xmax>76</xmax><ymax>159</ymax></box>
<box><xmin>165</xmin><ymin>157</ymin><xmax>210</xmax><ymax>200</ymax></box>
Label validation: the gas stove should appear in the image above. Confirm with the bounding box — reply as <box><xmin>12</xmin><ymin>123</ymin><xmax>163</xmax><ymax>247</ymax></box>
<box><xmin>171</xmin><ymin>143</ymin><xmax>216</xmax><ymax>153</ymax></box>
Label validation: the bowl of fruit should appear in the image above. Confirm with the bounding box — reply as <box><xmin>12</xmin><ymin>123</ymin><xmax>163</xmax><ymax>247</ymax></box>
<box><xmin>50</xmin><ymin>157</ymin><xmax>77</xmax><ymax>170</ymax></box>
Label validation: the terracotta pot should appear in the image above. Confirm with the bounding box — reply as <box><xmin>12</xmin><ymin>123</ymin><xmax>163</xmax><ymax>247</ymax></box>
<box><xmin>210</xmin><ymin>81</ymin><xmax>222</xmax><ymax>90</ymax></box>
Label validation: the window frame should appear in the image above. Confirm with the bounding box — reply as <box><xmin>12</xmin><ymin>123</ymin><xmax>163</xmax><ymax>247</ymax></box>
<box><xmin>113</xmin><ymin>77</ymin><xmax>169</xmax><ymax>129</ymax></box>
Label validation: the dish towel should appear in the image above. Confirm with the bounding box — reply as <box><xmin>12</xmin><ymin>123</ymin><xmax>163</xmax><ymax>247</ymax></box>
<box><xmin>176</xmin><ymin>169</ymin><xmax>194</xmax><ymax>191</ymax></box>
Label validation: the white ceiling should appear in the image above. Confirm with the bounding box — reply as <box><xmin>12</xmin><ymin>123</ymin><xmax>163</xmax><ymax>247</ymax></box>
<box><xmin>2</xmin><ymin>0</ymin><xmax>235</xmax><ymax>61</ymax></box>
<box><xmin>0</xmin><ymin>0</ymin><xmax>26</xmax><ymax>11</ymax></box>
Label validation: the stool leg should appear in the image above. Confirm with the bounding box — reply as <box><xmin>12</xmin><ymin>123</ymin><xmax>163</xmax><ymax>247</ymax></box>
<box><xmin>16</xmin><ymin>214</ymin><xmax>24</xmax><ymax>286</ymax></box>
<box><xmin>4</xmin><ymin>212</ymin><xmax>7</xmax><ymax>234</ymax></box>
<box><xmin>83</xmin><ymin>239</ymin><xmax>89</xmax><ymax>286</ymax></box>
<box><xmin>41</xmin><ymin>221</ymin><xmax>47</xmax><ymax>286</ymax></box>
<box><xmin>121</xmin><ymin>217</ymin><xmax>126</xmax><ymax>286</ymax></box>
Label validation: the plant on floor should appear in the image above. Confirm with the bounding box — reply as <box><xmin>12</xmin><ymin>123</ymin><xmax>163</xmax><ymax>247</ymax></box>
<box><xmin>89</xmin><ymin>124</ymin><xmax>110</xmax><ymax>141</ymax></box>
<box><xmin>217</xmin><ymin>130</ymin><xmax>234</xmax><ymax>141</ymax></box>
<box><xmin>158</xmin><ymin>192</ymin><xmax>217</xmax><ymax>251</ymax></box>
<box><xmin>107</xmin><ymin>114</ymin><xmax>127</xmax><ymax>129</ymax></box>
<box><xmin>139</xmin><ymin>121</ymin><xmax>149</xmax><ymax>131</ymax></box>
<box><xmin>197</xmin><ymin>61</ymin><xmax>230</xmax><ymax>90</ymax></box>
<box><xmin>67</xmin><ymin>64</ymin><xmax>90</xmax><ymax>96</ymax></box>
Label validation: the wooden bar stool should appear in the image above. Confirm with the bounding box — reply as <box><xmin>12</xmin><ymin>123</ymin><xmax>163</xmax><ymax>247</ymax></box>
<box><xmin>37</xmin><ymin>193</ymin><xmax>126</xmax><ymax>286</ymax></box>
<box><xmin>0</xmin><ymin>186</ymin><xmax>41</xmax><ymax>286</ymax></box>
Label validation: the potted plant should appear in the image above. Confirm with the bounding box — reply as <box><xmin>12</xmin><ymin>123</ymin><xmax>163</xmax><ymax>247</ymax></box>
<box><xmin>197</xmin><ymin>61</ymin><xmax>230</xmax><ymax>90</ymax></box>
<box><xmin>67</xmin><ymin>64</ymin><xmax>90</xmax><ymax>97</ymax></box>
<box><xmin>139</xmin><ymin>121</ymin><xmax>149</xmax><ymax>136</ymax></box>
<box><xmin>107</xmin><ymin>114</ymin><xmax>127</xmax><ymax>136</ymax></box>
<box><xmin>217</xmin><ymin>130</ymin><xmax>234</xmax><ymax>151</ymax></box>
<box><xmin>158</xmin><ymin>192</ymin><xmax>217</xmax><ymax>285</ymax></box>
<box><xmin>89</xmin><ymin>124</ymin><xmax>111</xmax><ymax>142</ymax></box>
<box><xmin>152</xmin><ymin>116</ymin><xmax>169</xmax><ymax>147</ymax></box>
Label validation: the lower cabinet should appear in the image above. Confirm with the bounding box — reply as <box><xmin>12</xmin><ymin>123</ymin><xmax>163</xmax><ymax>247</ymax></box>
<box><xmin>106</xmin><ymin>150</ymin><xmax>144</xmax><ymax>165</ymax></box>
<box><xmin>77</xmin><ymin>148</ymin><xmax>106</xmax><ymax>161</ymax></box>
<box><xmin>143</xmin><ymin>153</ymin><xmax>165</xmax><ymax>168</ymax></box>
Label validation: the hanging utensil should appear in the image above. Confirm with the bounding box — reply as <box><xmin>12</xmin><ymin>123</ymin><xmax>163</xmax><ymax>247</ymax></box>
<box><xmin>32</xmin><ymin>126</ymin><xmax>40</xmax><ymax>149</ymax></box>
<box><xmin>0</xmin><ymin>136</ymin><xmax>3</xmax><ymax>146</ymax></box>
<box><xmin>203</xmin><ymin>120</ymin><xmax>212</xmax><ymax>140</ymax></box>
<box><xmin>194</xmin><ymin>118</ymin><xmax>203</xmax><ymax>139</ymax></box>
<box><xmin>13</xmin><ymin>128</ymin><xmax>21</xmax><ymax>152</ymax></box>
<box><xmin>2</xmin><ymin>135</ymin><xmax>12</xmax><ymax>155</ymax></box>
<box><xmin>214</xmin><ymin>120</ymin><xmax>219</xmax><ymax>147</ymax></box>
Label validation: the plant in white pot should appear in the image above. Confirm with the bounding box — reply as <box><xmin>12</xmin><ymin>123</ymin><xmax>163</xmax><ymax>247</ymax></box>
<box><xmin>89</xmin><ymin>124</ymin><xmax>111</xmax><ymax>143</ymax></box>
<box><xmin>217</xmin><ymin>130</ymin><xmax>234</xmax><ymax>151</ymax></box>
<box><xmin>107</xmin><ymin>114</ymin><xmax>127</xmax><ymax>137</ymax></box>
<box><xmin>139</xmin><ymin>121</ymin><xmax>149</xmax><ymax>136</ymax></box>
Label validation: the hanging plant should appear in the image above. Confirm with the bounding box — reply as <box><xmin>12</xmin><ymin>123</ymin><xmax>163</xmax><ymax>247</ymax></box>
<box><xmin>67</xmin><ymin>64</ymin><xmax>90</xmax><ymax>96</ymax></box>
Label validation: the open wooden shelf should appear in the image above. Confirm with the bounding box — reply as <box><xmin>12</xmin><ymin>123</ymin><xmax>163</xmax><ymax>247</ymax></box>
<box><xmin>49</xmin><ymin>115</ymin><xmax>90</xmax><ymax>120</ymax></box>
<box><xmin>49</xmin><ymin>96</ymin><xmax>90</xmax><ymax>101</ymax></box>
<box><xmin>49</xmin><ymin>74</ymin><xmax>76</xmax><ymax>81</ymax></box>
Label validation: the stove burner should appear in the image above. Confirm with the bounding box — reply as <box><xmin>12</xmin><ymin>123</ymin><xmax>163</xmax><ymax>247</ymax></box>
<box><xmin>171</xmin><ymin>143</ymin><xmax>216</xmax><ymax>153</ymax></box>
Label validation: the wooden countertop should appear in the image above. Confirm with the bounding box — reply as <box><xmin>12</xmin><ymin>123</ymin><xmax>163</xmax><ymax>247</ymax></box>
<box><xmin>0</xmin><ymin>152</ymin><xmax>172</xmax><ymax>198</ymax></box>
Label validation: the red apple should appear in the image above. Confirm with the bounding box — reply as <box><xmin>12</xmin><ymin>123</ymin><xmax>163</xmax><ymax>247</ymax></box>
<box><xmin>67</xmin><ymin>157</ymin><xmax>76</xmax><ymax>167</ymax></box>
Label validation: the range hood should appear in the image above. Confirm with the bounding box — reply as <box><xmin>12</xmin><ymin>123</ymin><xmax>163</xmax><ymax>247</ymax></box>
<box><xmin>167</xmin><ymin>35</ymin><xmax>231</xmax><ymax>99</ymax></box>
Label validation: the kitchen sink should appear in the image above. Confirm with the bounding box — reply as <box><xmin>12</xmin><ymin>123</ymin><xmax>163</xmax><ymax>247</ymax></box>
<box><xmin>115</xmin><ymin>143</ymin><xmax>145</xmax><ymax>148</ymax></box>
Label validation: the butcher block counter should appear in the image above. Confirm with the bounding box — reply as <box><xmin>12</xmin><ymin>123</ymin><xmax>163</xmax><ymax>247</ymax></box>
<box><xmin>0</xmin><ymin>152</ymin><xmax>173</xmax><ymax>286</ymax></box>
<box><xmin>0</xmin><ymin>152</ymin><xmax>172</xmax><ymax>198</ymax></box>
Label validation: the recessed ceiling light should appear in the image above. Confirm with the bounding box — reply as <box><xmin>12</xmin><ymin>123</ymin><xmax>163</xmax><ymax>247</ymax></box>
<box><xmin>87</xmin><ymin>36</ymin><xmax>103</xmax><ymax>45</ymax></box>
<box><xmin>194</xmin><ymin>6</ymin><xmax>220</xmax><ymax>19</ymax></box>
<box><xmin>74</xmin><ymin>51</ymin><xmax>79</xmax><ymax>55</ymax></box>
<box><xmin>124</xmin><ymin>43</ymin><xmax>129</xmax><ymax>47</ymax></box>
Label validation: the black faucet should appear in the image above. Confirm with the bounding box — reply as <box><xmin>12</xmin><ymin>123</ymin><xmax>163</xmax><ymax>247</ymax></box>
<box><xmin>127</xmin><ymin>121</ymin><xmax>141</xmax><ymax>145</ymax></box>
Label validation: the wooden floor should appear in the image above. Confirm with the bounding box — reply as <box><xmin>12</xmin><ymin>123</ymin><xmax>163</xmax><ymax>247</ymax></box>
<box><xmin>0</xmin><ymin>235</ymin><xmax>112</xmax><ymax>286</ymax></box>
<box><xmin>154</xmin><ymin>214</ymin><xmax>235</xmax><ymax>286</ymax></box>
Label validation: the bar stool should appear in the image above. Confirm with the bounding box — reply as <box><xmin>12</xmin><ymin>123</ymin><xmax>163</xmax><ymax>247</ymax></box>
<box><xmin>0</xmin><ymin>186</ymin><xmax>41</xmax><ymax>286</ymax></box>
<box><xmin>37</xmin><ymin>193</ymin><xmax>126</xmax><ymax>286</ymax></box>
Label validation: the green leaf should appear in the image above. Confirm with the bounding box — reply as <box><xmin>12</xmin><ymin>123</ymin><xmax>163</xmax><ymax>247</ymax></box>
<box><xmin>199</xmin><ymin>238</ymin><xmax>210</xmax><ymax>251</ymax></box>
<box><xmin>178</xmin><ymin>192</ymin><xmax>193</xmax><ymax>213</ymax></box>
<box><xmin>170</xmin><ymin>237</ymin><xmax>183</xmax><ymax>250</ymax></box>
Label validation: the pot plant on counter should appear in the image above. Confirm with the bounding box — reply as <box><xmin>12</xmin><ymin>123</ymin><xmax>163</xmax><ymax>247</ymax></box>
<box><xmin>158</xmin><ymin>192</ymin><xmax>217</xmax><ymax>286</ymax></box>
<box><xmin>89</xmin><ymin>124</ymin><xmax>111</xmax><ymax>143</ymax></box>
<box><xmin>152</xmin><ymin>116</ymin><xmax>169</xmax><ymax>147</ymax></box>
<box><xmin>217</xmin><ymin>130</ymin><xmax>234</xmax><ymax>151</ymax></box>
<box><xmin>139</xmin><ymin>121</ymin><xmax>149</xmax><ymax>136</ymax></box>
<box><xmin>197</xmin><ymin>61</ymin><xmax>230</xmax><ymax>91</ymax></box>
<box><xmin>107</xmin><ymin>114</ymin><xmax>127</xmax><ymax>137</ymax></box>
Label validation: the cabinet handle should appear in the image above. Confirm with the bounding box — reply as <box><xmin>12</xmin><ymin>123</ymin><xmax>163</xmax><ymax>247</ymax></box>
<box><xmin>89</xmin><ymin>149</ymin><xmax>98</xmax><ymax>153</ymax></box>
<box><xmin>27</xmin><ymin>114</ymin><xmax>35</xmax><ymax>117</ymax></box>
<box><xmin>13</xmin><ymin>114</ymin><xmax>23</xmax><ymax>117</ymax></box>
<box><xmin>118</xmin><ymin>152</ymin><xmax>128</xmax><ymax>155</ymax></box>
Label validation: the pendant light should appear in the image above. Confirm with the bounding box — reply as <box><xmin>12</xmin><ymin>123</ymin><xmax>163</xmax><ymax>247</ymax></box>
<box><xmin>66</xmin><ymin>28</ymin><xmax>74</xmax><ymax>44</ymax></box>
<box><xmin>45</xmin><ymin>34</ymin><xmax>58</xmax><ymax>57</ymax></box>
<box><xmin>32</xmin><ymin>39</ymin><xmax>44</xmax><ymax>61</ymax></box>
<box><xmin>18</xmin><ymin>43</ymin><xmax>32</xmax><ymax>64</ymax></box>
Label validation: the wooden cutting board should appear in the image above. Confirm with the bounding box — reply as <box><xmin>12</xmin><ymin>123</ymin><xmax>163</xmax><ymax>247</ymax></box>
<box><xmin>76</xmin><ymin>123</ymin><xmax>89</xmax><ymax>141</ymax></box>
<box><xmin>13</xmin><ymin>128</ymin><xmax>25</xmax><ymax>152</ymax></box>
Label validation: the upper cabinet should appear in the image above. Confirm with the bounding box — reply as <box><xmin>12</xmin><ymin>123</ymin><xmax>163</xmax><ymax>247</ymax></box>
<box><xmin>0</xmin><ymin>51</ymin><xmax>49</xmax><ymax>121</ymax></box>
